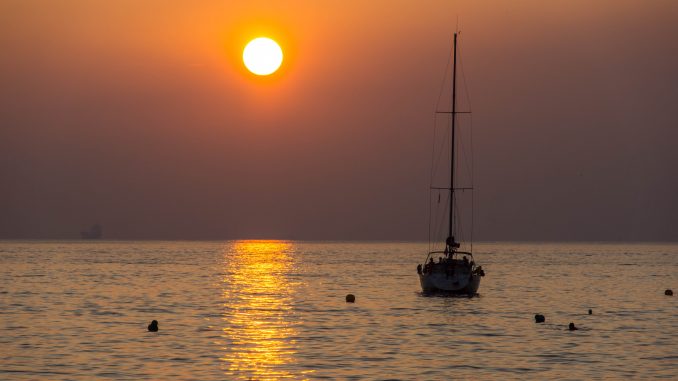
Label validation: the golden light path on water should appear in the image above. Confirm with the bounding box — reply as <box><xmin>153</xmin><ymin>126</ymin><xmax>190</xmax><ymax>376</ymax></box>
<box><xmin>220</xmin><ymin>240</ymin><xmax>310</xmax><ymax>380</ymax></box>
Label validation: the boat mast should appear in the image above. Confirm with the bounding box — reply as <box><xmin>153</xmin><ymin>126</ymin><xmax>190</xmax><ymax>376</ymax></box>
<box><xmin>448</xmin><ymin>32</ymin><xmax>458</xmax><ymax>249</ymax></box>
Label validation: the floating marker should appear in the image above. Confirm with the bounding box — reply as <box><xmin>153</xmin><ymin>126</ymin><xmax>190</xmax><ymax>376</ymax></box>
<box><xmin>148</xmin><ymin>320</ymin><xmax>159</xmax><ymax>332</ymax></box>
<box><xmin>534</xmin><ymin>314</ymin><xmax>545</xmax><ymax>323</ymax></box>
<box><xmin>588</xmin><ymin>309</ymin><xmax>592</xmax><ymax>315</ymax></box>
<box><xmin>345</xmin><ymin>294</ymin><xmax>355</xmax><ymax>303</ymax></box>
<box><xmin>665</xmin><ymin>289</ymin><xmax>673</xmax><ymax>296</ymax></box>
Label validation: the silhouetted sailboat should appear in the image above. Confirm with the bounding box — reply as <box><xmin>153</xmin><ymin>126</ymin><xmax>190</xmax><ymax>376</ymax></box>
<box><xmin>417</xmin><ymin>33</ymin><xmax>485</xmax><ymax>295</ymax></box>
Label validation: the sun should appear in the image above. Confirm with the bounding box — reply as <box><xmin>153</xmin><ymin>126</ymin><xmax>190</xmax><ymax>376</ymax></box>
<box><xmin>243</xmin><ymin>37</ymin><xmax>283</xmax><ymax>76</ymax></box>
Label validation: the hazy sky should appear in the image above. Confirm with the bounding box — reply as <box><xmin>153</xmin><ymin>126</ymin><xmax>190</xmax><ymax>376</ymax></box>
<box><xmin>1</xmin><ymin>0</ymin><xmax>677</xmax><ymax>241</ymax></box>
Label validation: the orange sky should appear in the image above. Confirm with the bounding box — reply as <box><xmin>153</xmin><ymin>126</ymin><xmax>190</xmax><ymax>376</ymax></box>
<box><xmin>1</xmin><ymin>0</ymin><xmax>677</xmax><ymax>240</ymax></box>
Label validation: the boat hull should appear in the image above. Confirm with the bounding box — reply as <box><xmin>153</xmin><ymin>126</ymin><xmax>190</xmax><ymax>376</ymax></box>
<box><xmin>419</xmin><ymin>272</ymin><xmax>481</xmax><ymax>295</ymax></box>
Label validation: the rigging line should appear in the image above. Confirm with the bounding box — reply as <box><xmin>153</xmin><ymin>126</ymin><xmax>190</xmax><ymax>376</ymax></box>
<box><xmin>452</xmin><ymin>55</ymin><xmax>472</xmax><ymax>183</ymax></box>
<box><xmin>431</xmin><ymin>189</ymin><xmax>443</xmax><ymax>252</ymax></box>
<box><xmin>429</xmin><ymin>118</ymin><xmax>450</xmax><ymax>251</ymax></box>
<box><xmin>427</xmin><ymin>186</ymin><xmax>432</xmax><ymax>254</ymax></box>
<box><xmin>470</xmin><ymin>113</ymin><xmax>474</xmax><ymax>253</ymax></box>
<box><xmin>457</xmin><ymin>33</ymin><xmax>473</xmax><ymax>114</ymax></box>
<box><xmin>449</xmin><ymin>118</ymin><xmax>453</xmax><ymax>189</ymax></box>
<box><xmin>459</xmin><ymin>125</ymin><xmax>473</xmax><ymax>184</ymax></box>
<box><xmin>430</xmin><ymin>42</ymin><xmax>453</xmax><ymax>248</ymax></box>
<box><xmin>435</xmin><ymin>193</ymin><xmax>450</xmax><ymax>252</ymax></box>
<box><xmin>452</xmin><ymin>192</ymin><xmax>457</xmax><ymax>241</ymax></box>
<box><xmin>435</xmin><ymin>192</ymin><xmax>446</xmax><ymax>239</ymax></box>
<box><xmin>430</xmin><ymin>117</ymin><xmax>449</xmax><ymax>185</ymax></box>
<box><xmin>427</xmin><ymin>115</ymin><xmax>436</xmax><ymax>253</ymax></box>
<box><xmin>430</xmin><ymin>118</ymin><xmax>451</xmax><ymax>190</ymax></box>
<box><xmin>434</xmin><ymin>40</ymin><xmax>453</xmax><ymax>114</ymax></box>
<box><xmin>458</xmin><ymin>32</ymin><xmax>475</xmax><ymax>252</ymax></box>
<box><xmin>453</xmin><ymin>193</ymin><xmax>465</xmax><ymax>245</ymax></box>
<box><xmin>429</xmin><ymin>114</ymin><xmax>438</xmax><ymax>187</ymax></box>
<box><xmin>429</xmin><ymin>189</ymin><xmax>447</xmax><ymax>253</ymax></box>
<box><xmin>460</xmin><ymin>38</ymin><xmax>474</xmax><ymax>251</ymax></box>
<box><xmin>436</xmin><ymin>193</ymin><xmax>448</xmax><ymax>252</ymax></box>
<box><xmin>429</xmin><ymin>111</ymin><xmax>448</xmax><ymax>250</ymax></box>
<box><xmin>441</xmin><ymin>193</ymin><xmax>451</xmax><ymax>250</ymax></box>
<box><xmin>455</xmin><ymin>148</ymin><xmax>470</xmax><ymax>248</ymax></box>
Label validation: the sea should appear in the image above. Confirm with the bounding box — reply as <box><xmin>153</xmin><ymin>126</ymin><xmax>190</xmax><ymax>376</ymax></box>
<box><xmin>1</xmin><ymin>241</ymin><xmax>676</xmax><ymax>380</ymax></box>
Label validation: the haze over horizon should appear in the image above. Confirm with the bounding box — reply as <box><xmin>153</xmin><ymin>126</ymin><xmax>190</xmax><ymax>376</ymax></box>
<box><xmin>1</xmin><ymin>0</ymin><xmax>677</xmax><ymax>242</ymax></box>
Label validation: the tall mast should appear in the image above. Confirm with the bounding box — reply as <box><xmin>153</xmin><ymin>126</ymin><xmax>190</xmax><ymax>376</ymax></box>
<box><xmin>448</xmin><ymin>32</ymin><xmax>458</xmax><ymax>246</ymax></box>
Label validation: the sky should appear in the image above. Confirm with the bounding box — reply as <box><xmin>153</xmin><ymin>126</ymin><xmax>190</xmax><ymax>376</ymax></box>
<box><xmin>1</xmin><ymin>0</ymin><xmax>677</xmax><ymax>241</ymax></box>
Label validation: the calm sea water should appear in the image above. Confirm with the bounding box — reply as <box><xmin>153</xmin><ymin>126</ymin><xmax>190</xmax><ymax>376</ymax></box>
<box><xmin>1</xmin><ymin>241</ymin><xmax>676</xmax><ymax>380</ymax></box>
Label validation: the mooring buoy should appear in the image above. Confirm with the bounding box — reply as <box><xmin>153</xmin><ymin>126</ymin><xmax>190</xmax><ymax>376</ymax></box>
<box><xmin>148</xmin><ymin>320</ymin><xmax>159</xmax><ymax>332</ymax></box>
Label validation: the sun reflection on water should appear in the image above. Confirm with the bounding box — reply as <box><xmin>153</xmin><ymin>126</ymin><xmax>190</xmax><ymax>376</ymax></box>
<box><xmin>221</xmin><ymin>240</ymin><xmax>308</xmax><ymax>380</ymax></box>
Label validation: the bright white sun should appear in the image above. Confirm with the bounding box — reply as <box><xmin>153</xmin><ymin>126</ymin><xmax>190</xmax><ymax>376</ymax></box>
<box><xmin>243</xmin><ymin>37</ymin><xmax>283</xmax><ymax>76</ymax></box>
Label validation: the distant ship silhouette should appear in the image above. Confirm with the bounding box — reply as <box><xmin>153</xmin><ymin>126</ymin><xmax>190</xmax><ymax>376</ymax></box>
<box><xmin>81</xmin><ymin>224</ymin><xmax>102</xmax><ymax>239</ymax></box>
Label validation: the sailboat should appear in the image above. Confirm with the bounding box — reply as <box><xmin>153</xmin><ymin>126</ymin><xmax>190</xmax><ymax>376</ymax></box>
<box><xmin>417</xmin><ymin>32</ymin><xmax>485</xmax><ymax>295</ymax></box>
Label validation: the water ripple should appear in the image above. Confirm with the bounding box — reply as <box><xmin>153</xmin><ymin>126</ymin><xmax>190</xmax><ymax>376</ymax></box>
<box><xmin>1</xmin><ymin>241</ymin><xmax>677</xmax><ymax>379</ymax></box>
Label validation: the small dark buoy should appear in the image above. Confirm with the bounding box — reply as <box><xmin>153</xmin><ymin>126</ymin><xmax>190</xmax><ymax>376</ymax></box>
<box><xmin>568</xmin><ymin>322</ymin><xmax>578</xmax><ymax>331</ymax></box>
<box><xmin>588</xmin><ymin>309</ymin><xmax>592</xmax><ymax>315</ymax></box>
<box><xmin>534</xmin><ymin>314</ymin><xmax>545</xmax><ymax>323</ymax></box>
<box><xmin>345</xmin><ymin>294</ymin><xmax>355</xmax><ymax>303</ymax></box>
<box><xmin>665</xmin><ymin>289</ymin><xmax>673</xmax><ymax>296</ymax></box>
<box><xmin>148</xmin><ymin>320</ymin><xmax>159</xmax><ymax>332</ymax></box>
